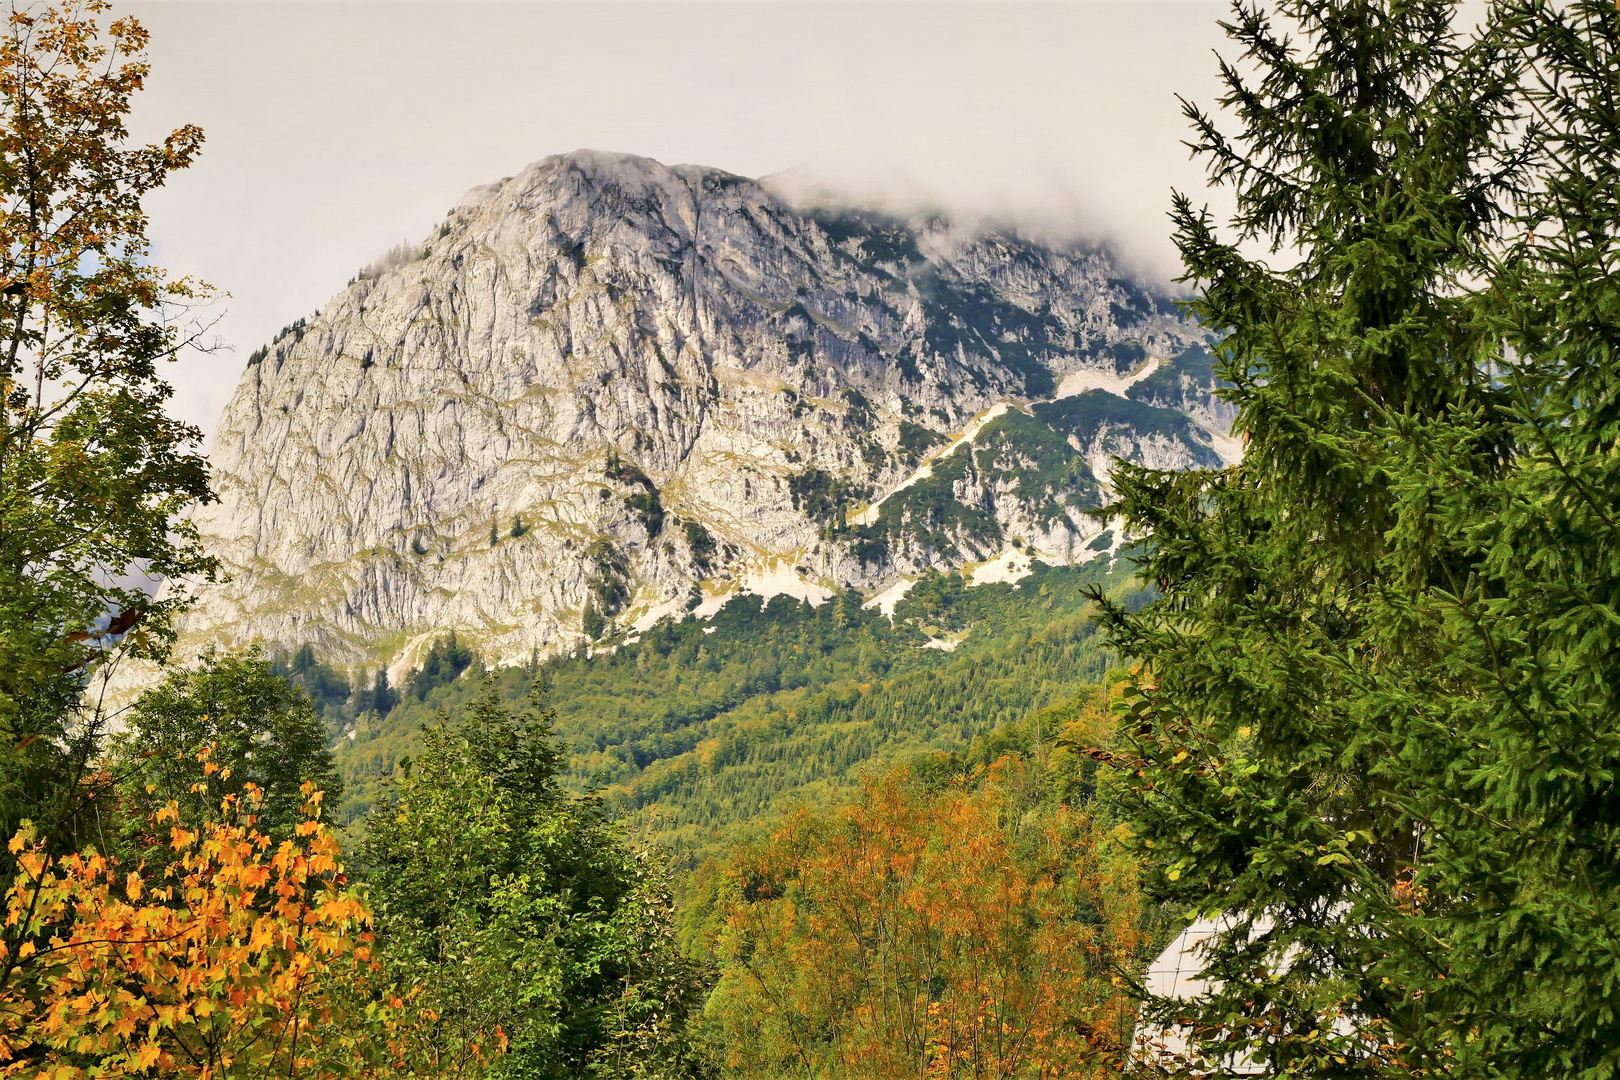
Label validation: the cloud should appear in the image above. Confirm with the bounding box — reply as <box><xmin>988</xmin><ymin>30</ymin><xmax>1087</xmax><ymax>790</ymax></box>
<box><xmin>127</xmin><ymin>0</ymin><xmax>1231</xmax><ymax>439</ymax></box>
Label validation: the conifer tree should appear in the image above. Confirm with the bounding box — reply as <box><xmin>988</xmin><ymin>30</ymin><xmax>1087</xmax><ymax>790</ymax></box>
<box><xmin>1094</xmin><ymin>0</ymin><xmax>1537</xmax><ymax>1074</ymax></box>
<box><xmin>1107</xmin><ymin>0</ymin><xmax>1620</xmax><ymax>1074</ymax></box>
<box><xmin>1371</xmin><ymin>2</ymin><xmax>1620</xmax><ymax>1072</ymax></box>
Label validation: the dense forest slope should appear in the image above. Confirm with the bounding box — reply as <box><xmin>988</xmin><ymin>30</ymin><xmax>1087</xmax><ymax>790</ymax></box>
<box><xmin>292</xmin><ymin>546</ymin><xmax>1142</xmax><ymax>859</ymax></box>
<box><xmin>173</xmin><ymin>150</ymin><xmax>1222</xmax><ymax>677</ymax></box>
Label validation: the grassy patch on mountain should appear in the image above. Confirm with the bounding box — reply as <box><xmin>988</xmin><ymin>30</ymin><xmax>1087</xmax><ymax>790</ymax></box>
<box><xmin>841</xmin><ymin>439</ymin><xmax>1003</xmax><ymax>565</ymax></box>
<box><xmin>1126</xmin><ymin>342</ymin><xmax>1219</xmax><ymax>412</ymax></box>
<box><xmin>840</xmin><ymin>408</ymin><xmax>1100</xmax><ymax>564</ymax></box>
<box><xmin>968</xmin><ymin>408</ymin><xmax>1101</xmax><ymax>523</ymax></box>
<box><xmin>1034</xmin><ymin>388</ymin><xmax>1223</xmax><ymax>467</ymax></box>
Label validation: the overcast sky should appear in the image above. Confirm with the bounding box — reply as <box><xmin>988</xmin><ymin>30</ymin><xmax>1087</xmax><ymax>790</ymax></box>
<box><xmin>126</xmin><ymin>0</ymin><xmax>1231</xmax><ymax>439</ymax></box>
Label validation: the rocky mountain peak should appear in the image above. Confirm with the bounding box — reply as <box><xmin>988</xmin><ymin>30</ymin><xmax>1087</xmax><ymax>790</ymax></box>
<box><xmin>173</xmin><ymin>150</ymin><xmax>1224</xmax><ymax>677</ymax></box>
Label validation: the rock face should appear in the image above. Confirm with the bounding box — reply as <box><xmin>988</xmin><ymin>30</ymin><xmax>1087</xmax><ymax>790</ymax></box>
<box><xmin>181</xmin><ymin>150</ymin><xmax>1224</xmax><ymax>674</ymax></box>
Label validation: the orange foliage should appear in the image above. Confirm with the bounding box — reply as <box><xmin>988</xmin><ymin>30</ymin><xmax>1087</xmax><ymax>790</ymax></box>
<box><xmin>0</xmin><ymin>782</ymin><xmax>461</xmax><ymax>1079</ymax></box>
<box><xmin>712</xmin><ymin>759</ymin><xmax>1149</xmax><ymax>1080</ymax></box>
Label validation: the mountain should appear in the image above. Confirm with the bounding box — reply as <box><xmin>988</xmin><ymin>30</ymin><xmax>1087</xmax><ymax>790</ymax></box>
<box><xmin>176</xmin><ymin>149</ymin><xmax>1226</xmax><ymax>677</ymax></box>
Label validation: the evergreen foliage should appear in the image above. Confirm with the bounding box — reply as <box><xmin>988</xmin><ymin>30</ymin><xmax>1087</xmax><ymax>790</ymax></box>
<box><xmin>1033</xmin><ymin>390</ymin><xmax>1220</xmax><ymax>467</ymax></box>
<box><xmin>841</xmin><ymin>405</ymin><xmax>1147</xmax><ymax>565</ymax></box>
<box><xmin>405</xmin><ymin>631</ymin><xmax>476</xmax><ymax>702</ymax></box>
<box><xmin>682</xmin><ymin>519</ymin><xmax>717</xmax><ymax>572</ymax></box>
<box><xmin>1124</xmin><ymin>343</ymin><xmax>1221</xmax><ymax>415</ymax></box>
<box><xmin>362</xmin><ymin>666</ymin><xmax>400</xmax><ymax>718</ymax></box>
<box><xmin>270</xmin><ymin>642</ymin><xmax>351</xmax><ymax>713</ymax></box>
<box><xmin>896</xmin><ymin>419</ymin><xmax>946</xmax><ymax>466</ymax></box>
<box><xmin>607</xmin><ymin>451</ymin><xmax>667</xmax><ymax>538</ymax></box>
<box><xmin>787</xmin><ymin>467</ymin><xmax>867</xmax><ymax>526</ymax></box>
<box><xmin>1095</xmin><ymin>1</ymin><xmax>1620</xmax><ymax>1075</ymax></box>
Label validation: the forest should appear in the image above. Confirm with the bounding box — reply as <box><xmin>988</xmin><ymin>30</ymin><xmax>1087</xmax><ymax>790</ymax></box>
<box><xmin>305</xmin><ymin>557</ymin><xmax>1140</xmax><ymax>851</ymax></box>
<box><xmin>6</xmin><ymin>0</ymin><xmax>1620</xmax><ymax>1078</ymax></box>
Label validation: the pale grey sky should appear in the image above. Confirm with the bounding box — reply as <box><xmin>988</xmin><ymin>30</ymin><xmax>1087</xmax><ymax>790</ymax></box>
<box><xmin>127</xmin><ymin>1</ymin><xmax>1230</xmax><ymax>438</ymax></box>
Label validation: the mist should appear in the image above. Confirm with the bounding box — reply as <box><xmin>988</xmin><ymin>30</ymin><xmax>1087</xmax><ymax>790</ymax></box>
<box><xmin>128</xmin><ymin>0</ymin><xmax>1231</xmax><ymax>440</ymax></box>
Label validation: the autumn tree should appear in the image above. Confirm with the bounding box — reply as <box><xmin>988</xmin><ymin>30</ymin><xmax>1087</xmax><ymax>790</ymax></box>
<box><xmin>111</xmin><ymin>647</ymin><xmax>342</xmax><ymax>847</ymax></box>
<box><xmin>0</xmin><ymin>783</ymin><xmax>462</xmax><ymax>1079</ymax></box>
<box><xmin>708</xmin><ymin>753</ymin><xmax>1150</xmax><ymax>1080</ymax></box>
<box><xmin>0</xmin><ymin>0</ymin><xmax>214</xmax><ymax>879</ymax></box>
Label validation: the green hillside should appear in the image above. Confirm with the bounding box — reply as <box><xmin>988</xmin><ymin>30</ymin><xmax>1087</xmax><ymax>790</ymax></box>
<box><xmin>322</xmin><ymin>552</ymin><xmax>1142</xmax><ymax>861</ymax></box>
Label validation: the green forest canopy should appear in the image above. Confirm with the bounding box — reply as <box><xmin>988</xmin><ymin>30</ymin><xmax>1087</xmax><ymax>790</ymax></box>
<box><xmin>293</xmin><ymin>554</ymin><xmax>1142</xmax><ymax>861</ymax></box>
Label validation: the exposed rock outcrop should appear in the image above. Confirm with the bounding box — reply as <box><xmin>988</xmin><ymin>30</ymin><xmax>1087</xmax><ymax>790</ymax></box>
<box><xmin>177</xmin><ymin>150</ymin><xmax>1222</xmax><ymax>673</ymax></box>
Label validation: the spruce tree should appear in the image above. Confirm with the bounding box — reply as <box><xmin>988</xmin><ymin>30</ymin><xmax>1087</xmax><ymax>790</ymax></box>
<box><xmin>1108</xmin><ymin>1</ymin><xmax>1620</xmax><ymax>1074</ymax></box>
<box><xmin>1373</xmin><ymin>2</ymin><xmax>1620</xmax><ymax>1073</ymax></box>
<box><xmin>1094</xmin><ymin>0</ymin><xmax>1533</xmax><ymax>1074</ymax></box>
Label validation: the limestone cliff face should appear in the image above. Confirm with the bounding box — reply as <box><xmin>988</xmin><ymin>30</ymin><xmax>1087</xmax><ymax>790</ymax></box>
<box><xmin>180</xmin><ymin>150</ymin><xmax>1222</xmax><ymax>673</ymax></box>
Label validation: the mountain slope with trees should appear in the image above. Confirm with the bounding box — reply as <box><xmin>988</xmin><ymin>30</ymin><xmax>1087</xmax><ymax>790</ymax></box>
<box><xmin>327</xmin><ymin>553</ymin><xmax>1143</xmax><ymax>861</ymax></box>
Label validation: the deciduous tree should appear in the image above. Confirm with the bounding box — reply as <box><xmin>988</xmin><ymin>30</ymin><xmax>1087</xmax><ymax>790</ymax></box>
<box><xmin>112</xmin><ymin>647</ymin><xmax>342</xmax><ymax>846</ymax></box>
<box><xmin>0</xmin><ymin>0</ymin><xmax>214</xmax><ymax>880</ymax></box>
<box><xmin>709</xmin><ymin>759</ymin><xmax>1148</xmax><ymax>1080</ymax></box>
<box><xmin>0</xmin><ymin>783</ymin><xmax>449</xmax><ymax>1079</ymax></box>
<box><xmin>357</xmin><ymin>683</ymin><xmax>709</xmax><ymax>1079</ymax></box>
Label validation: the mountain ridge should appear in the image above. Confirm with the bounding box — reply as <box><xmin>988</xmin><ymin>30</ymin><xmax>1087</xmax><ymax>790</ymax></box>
<box><xmin>167</xmin><ymin>149</ymin><xmax>1224</xmax><ymax>678</ymax></box>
